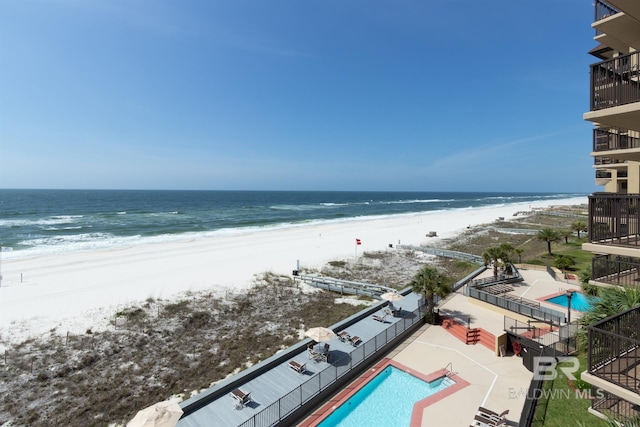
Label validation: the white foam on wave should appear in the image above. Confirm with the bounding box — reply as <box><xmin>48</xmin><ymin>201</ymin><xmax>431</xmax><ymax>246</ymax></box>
<box><xmin>1</xmin><ymin>196</ymin><xmax>588</xmax><ymax>261</ymax></box>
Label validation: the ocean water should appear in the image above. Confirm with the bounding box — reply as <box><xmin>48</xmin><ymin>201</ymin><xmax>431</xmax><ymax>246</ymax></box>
<box><xmin>0</xmin><ymin>189</ymin><xmax>586</xmax><ymax>259</ymax></box>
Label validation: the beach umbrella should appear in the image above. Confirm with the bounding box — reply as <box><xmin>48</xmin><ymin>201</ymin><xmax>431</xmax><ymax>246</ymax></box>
<box><xmin>304</xmin><ymin>326</ymin><xmax>336</xmax><ymax>342</ymax></box>
<box><xmin>127</xmin><ymin>400</ymin><xmax>183</xmax><ymax>427</ymax></box>
<box><xmin>380</xmin><ymin>291</ymin><xmax>403</xmax><ymax>302</ymax></box>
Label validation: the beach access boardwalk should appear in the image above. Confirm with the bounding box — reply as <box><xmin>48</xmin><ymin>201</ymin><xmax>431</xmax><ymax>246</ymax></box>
<box><xmin>176</xmin><ymin>291</ymin><xmax>424</xmax><ymax>427</ymax></box>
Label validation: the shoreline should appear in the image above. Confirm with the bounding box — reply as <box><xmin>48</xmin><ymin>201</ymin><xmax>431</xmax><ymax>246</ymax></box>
<box><xmin>0</xmin><ymin>196</ymin><xmax>586</xmax><ymax>344</ymax></box>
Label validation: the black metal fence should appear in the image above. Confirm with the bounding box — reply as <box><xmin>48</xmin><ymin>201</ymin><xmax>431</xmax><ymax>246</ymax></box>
<box><xmin>237</xmin><ymin>307</ymin><xmax>424</xmax><ymax>427</ymax></box>
<box><xmin>588</xmin><ymin>193</ymin><xmax>640</xmax><ymax>246</ymax></box>
<box><xmin>592</xmin><ymin>254</ymin><xmax>640</xmax><ymax>287</ymax></box>
<box><xmin>504</xmin><ymin>317</ymin><xmax>577</xmax><ymax>351</ymax></box>
<box><xmin>593</xmin><ymin>128</ymin><xmax>640</xmax><ymax>152</ymax></box>
<box><xmin>591</xmin><ymin>50</ymin><xmax>640</xmax><ymax>110</ymax></box>
<box><xmin>467</xmin><ymin>287</ymin><xmax>565</xmax><ymax>325</ymax></box>
<box><xmin>592</xmin><ymin>389</ymin><xmax>640</xmax><ymax>421</ymax></box>
<box><xmin>588</xmin><ymin>306</ymin><xmax>640</xmax><ymax>394</ymax></box>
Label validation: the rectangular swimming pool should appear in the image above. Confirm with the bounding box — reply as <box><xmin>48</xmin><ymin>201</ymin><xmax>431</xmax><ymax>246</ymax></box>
<box><xmin>317</xmin><ymin>365</ymin><xmax>454</xmax><ymax>427</ymax></box>
<box><xmin>544</xmin><ymin>292</ymin><xmax>597</xmax><ymax>312</ymax></box>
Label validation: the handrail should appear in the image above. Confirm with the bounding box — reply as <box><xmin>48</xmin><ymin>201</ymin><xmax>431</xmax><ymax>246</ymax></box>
<box><xmin>590</xmin><ymin>51</ymin><xmax>640</xmax><ymax>111</ymax></box>
<box><xmin>295</xmin><ymin>274</ymin><xmax>397</xmax><ymax>297</ymax></box>
<box><xmin>398</xmin><ymin>245</ymin><xmax>484</xmax><ymax>264</ymax></box>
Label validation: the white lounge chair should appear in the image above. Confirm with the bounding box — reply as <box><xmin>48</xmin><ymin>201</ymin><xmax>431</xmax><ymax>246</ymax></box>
<box><xmin>230</xmin><ymin>388</ymin><xmax>252</xmax><ymax>410</ymax></box>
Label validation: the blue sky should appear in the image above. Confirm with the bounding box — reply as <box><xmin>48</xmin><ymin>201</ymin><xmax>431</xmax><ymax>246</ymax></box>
<box><xmin>0</xmin><ymin>0</ymin><xmax>597</xmax><ymax>192</ymax></box>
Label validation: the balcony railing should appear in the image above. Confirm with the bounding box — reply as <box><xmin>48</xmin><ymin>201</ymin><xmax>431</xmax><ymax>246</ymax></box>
<box><xmin>594</xmin><ymin>0</ymin><xmax>619</xmax><ymax>36</ymax></box>
<box><xmin>594</xmin><ymin>156</ymin><xmax>625</xmax><ymax>166</ymax></box>
<box><xmin>596</xmin><ymin>170</ymin><xmax>613</xmax><ymax>179</ymax></box>
<box><xmin>593</xmin><ymin>128</ymin><xmax>640</xmax><ymax>152</ymax></box>
<box><xmin>592</xmin><ymin>390</ymin><xmax>640</xmax><ymax>422</ymax></box>
<box><xmin>589</xmin><ymin>193</ymin><xmax>640</xmax><ymax>246</ymax></box>
<box><xmin>588</xmin><ymin>305</ymin><xmax>640</xmax><ymax>394</ymax></box>
<box><xmin>592</xmin><ymin>254</ymin><xmax>640</xmax><ymax>287</ymax></box>
<box><xmin>591</xmin><ymin>51</ymin><xmax>640</xmax><ymax>111</ymax></box>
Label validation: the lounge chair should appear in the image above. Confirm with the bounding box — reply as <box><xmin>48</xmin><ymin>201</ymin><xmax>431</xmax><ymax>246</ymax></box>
<box><xmin>393</xmin><ymin>307</ymin><xmax>402</xmax><ymax>317</ymax></box>
<box><xmin>349</xmin><ymin>335</ymin><xmax>360</xmax><ymax>346</ymax></box>
<box><xmin>372</xmin><ymin>314</ymin><xmax>388</xmax><ymax>323</ymax></box>
<box><xmin>288</xmin><ymin>360</ymin><xmax>306</xmax><ymax>375</ymax></box>
<box><xmin>230</xmin><ymin>388</ymin><xmax>252</xmax><ymax>409</ymax></box>
<box><xmin>337</xmin><ymin>331</ymin><xmax>350</xmax><ymax>342</ymax></box>
<box><xmin>476</xmin><ymin>407</ymin><xmax>508</xmax><ymax>426</ymax></box>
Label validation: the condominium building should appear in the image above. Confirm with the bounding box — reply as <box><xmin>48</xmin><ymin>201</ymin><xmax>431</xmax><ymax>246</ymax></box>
<box><xmin>581</xmin><ymin>0</ymin><xmax>640</xmax><ymax>421</ymax></box>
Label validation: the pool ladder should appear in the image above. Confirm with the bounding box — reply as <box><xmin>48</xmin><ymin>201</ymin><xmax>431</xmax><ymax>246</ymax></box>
<box><xmin>443</xmin><ymin>362</ymin><xmax>456</xmax><ymax>377</ymax></box>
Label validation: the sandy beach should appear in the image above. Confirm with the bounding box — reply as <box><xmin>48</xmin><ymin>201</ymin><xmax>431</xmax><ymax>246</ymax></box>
<box><xmin>0</xmin><ymin>197</ymin><xmax>586</xmax><ymax>344</ymax></box>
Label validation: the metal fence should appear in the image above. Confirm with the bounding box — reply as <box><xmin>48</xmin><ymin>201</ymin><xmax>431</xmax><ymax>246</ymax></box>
<box><xmin>504</xmin><ymin>317</ymin><xmax>577</xmax><ymax>350</ymax></box>
<box><xmin>588</xmin><ymin>306</ymin><xmax>640</xmax><ymax>394</ymax></box>
<box><xmin>295</xmin><ymin>274</ymin><xmax>396</xmax><ymax>298</ymax></box>
<box><xmin>397</xmin><ymin>245</ymin><xmax>484</xmax><ymax>264</ymax></box>
<box><xmin>237</xmin><ymin>307</ymin><xmax>424</xmax><ymax>427</ymax></box>
<box><xmin>590</xmin><ymin>50</ymin><xmax>640</xmax><ymax>110</ymax></box>
<box><xmin>467</xmin><ymin>287</ymin><xmax>565</xmax><ymax>325</ymax></box>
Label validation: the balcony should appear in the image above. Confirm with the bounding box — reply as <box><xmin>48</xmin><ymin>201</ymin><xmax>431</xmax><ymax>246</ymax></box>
<box><xmin>584</xmin><ymin>193</ymin><xmax>640</xmax><ymax>259</ymax></box>
<box><xmin>583</xmin><ymin>305</ymin><xmax>640</xmax><ymax>408</ymax></box>
<box><xmin>596</xmin><ymin>170</ymin><xmax>613</xmax><ymax>179</ymax></box>
<box><xmin>594</xmin><ymin>156</ymin><xmax>626</xmax><ymax>166</ymax></box>
<box><xmin>594</xmin><ymin>0</ymin><xmax>618</xmax><ymax>26</ymax></box>
<box><xmin>593</xmin><ymin>2</ymin><xmax>640</xmax><ymax>53</ymax></box>
<box><xmin>585</xmin><ymin>52</ymin><xmax>640</xmax><ymax>132</ymax></box>
<box><xmin>592</xmin><ymin>129</ymin><xmax>640</xmax><ymax>162</ymax></box>
<box><xmin>591</xmin><ymin>254</ymin><xmax>640</xmax><ymax>286</ymax></box>
<box><xmin>605</xmin><ymin>0</ymin><xmax>640</xmax><ymax>22</ymax></box>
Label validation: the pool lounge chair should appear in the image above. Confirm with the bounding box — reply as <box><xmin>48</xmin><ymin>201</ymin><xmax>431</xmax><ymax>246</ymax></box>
<box><xmin>349</xmin><ymin>335</ymin><xmax>360</xmax><ymax>346</ymax></box>
<box><xmin>230</xmin><ymin>388</ymin><xmax>252</xmax><ymax>410</ymax></box>
<box><xmin>288</xmin><ymin>360</ymin><xmax>306</xmax><ymax>375</ymax></box>
<box><xmin>474</xmin><ymin>407</ymin><xmax>508</xmax><ymax>426</ymax></box>
<box><xmin>372</xmin><ymin>314</ymin><xmax>388</xmax><ymax>323</ymax></box>
<box><xmin>337</xmin><ymin>331</ymin><xmax>350</xmax><ymax>342</ymax></box>
<box><xmin>471</xmin><ymin>414</ymin><xmax>507</xmax><ymax>427</ymax></box>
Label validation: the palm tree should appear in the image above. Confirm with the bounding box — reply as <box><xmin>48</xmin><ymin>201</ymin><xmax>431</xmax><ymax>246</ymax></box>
<box><xmin>410</xmin><ymin>265</ymin><xmax>451</xmax><ymax>324</ymax></box>
<box><xmin>559</xmin><ymin>229</ymin><xmax>572</xmax><ymax>244</ymax></box>
<box><xmin>571</xmin><ymin>220</ymin><xmax>588</xmax><ymax>239</ymax></box>
<box><xmin>482</xmin><ymin>244</ymin><xmax>513</xmax><ymax>277</ymax></box>
<box><xmin>553</xmin><ymin>254</ymin><xmax>575</xmax><ymax>274</ymax></box>
<box><xmin>515</xmin><ymin>248</ymin><xmax>524</xmax><ymax>264</ymax></box>
<box><xmin>537</xmin><ymin>228</ymin><xmax>560</xmax><ymax>255</ymax></box>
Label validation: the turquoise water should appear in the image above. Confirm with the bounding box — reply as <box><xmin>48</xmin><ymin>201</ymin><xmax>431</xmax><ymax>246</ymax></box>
<box><xmin>545</xmin><ymin>292</ymin><xmax>597</xmax><ymax>312</ymax></box>
<box><xmin>0</xmin><ymin>189</ymin><xmax>585</xmax><ymax>259</ymax></box>
<box><xmin>317</xmin><ymin>366</ymin><xmax>454</xmax><ymax>427</ymax></box>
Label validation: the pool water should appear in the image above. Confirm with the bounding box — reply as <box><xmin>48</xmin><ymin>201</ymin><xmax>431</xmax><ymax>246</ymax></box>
<box><xmin>545</xmin><ymin>292</ymin><xmax>598</xmax><ymax>312</ymax></box>
<box><xmin>317</xmin><ymin>366</ymin><xmax>454</xmax><ymax>427</ymax></box>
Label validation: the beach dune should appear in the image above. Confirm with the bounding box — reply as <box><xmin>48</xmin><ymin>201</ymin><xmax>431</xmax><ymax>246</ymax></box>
<box><xmin>0</xmin><ymin>197</ymin><xmax>585</xmax><ymax>343</ymax></box>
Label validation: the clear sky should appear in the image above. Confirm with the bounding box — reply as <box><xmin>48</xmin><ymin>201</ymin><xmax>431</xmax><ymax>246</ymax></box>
<box><xmin>0</xmin><ymin>0</ymin><xmax>597</xmax><ymax>193</ymax></box>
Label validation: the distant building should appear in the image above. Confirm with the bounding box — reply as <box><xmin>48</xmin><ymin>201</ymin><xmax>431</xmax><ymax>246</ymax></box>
<box><xmin>582</xmin><ymin>0</ymin><xmax>640</xmax><ymax>421</ymax></box>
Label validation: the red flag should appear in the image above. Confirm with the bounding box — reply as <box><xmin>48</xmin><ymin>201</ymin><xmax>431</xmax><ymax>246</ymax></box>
<box><xmin>356</xmin><ymin>238</ymin><xmax>361</xmax><ymax>245</ymax></box>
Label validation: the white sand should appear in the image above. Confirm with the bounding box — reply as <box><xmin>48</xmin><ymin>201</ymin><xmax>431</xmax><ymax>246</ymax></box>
<box><xmin>0</xmin><ymin>197</ymin><xmax>586</xmax><ymax>345</ymax></box>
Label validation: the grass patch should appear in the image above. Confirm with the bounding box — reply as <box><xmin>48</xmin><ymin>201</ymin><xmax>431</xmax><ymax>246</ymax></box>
<box><xmin>533</xmin><ymin>354</ymin><xmax>608</xmax><ymax>427</ymax></box>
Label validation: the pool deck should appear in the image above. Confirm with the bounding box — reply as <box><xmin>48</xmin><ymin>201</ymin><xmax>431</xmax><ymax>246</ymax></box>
<box><xmin>300</xmin><ymin>266</ymin><xmax>584</xmax><ymax>427</ymax></box>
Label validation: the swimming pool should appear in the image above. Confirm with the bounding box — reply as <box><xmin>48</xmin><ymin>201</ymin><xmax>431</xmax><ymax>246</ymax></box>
<box><xmin>317</xmin><ymin>366</ymin><xmax>454</xmax><ymax>427</ymax></box>
<box><xmin>544</xmin><ymin>292</ymin><xmax>598</xmax><ymax>312</ymax></box>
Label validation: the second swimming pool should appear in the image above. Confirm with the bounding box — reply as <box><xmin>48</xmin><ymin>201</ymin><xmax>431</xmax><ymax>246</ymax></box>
<box><xmin>317</xmin><ymin>365</ymin><xmax>454</xmax><ymax>427</ymax></box>
<box><xmin>544</xmin><ymin>292</ymin><xmax>598</xmax><ymax>312</ymax></box>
